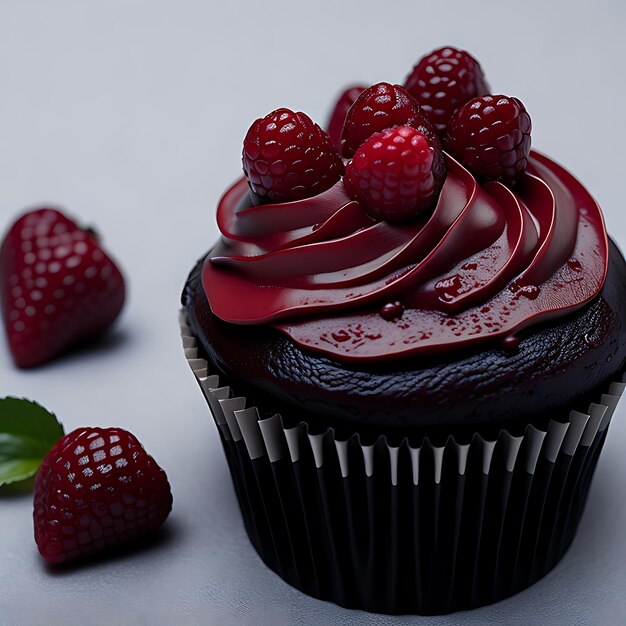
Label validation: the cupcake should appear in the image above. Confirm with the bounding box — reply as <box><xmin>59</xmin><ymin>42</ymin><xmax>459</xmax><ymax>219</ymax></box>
<box><xmin>181</xmin><ymin>46</ymin><xmax>626</xmax><ymax>614</ymax></box>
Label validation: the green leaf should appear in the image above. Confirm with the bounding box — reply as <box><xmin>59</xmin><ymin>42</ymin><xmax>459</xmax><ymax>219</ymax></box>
<box><xmin>0</xmin><ymin>397</ymin><xmax>64</xmax><ymax>487</ymax></box>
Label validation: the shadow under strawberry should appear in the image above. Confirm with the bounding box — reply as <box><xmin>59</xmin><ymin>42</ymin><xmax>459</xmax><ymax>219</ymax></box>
<box><xmin>11</xmin><ymin>327</ymin><xmax>130</xmax><ymax>371</ymax></box>
<box><xmin>41</xmin><ymin>520</ymin><xmax>181</xmax><ymax>574</ymax></box>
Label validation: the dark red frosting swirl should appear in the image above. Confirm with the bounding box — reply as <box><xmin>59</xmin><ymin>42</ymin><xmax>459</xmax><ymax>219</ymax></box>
<box><xmin>203</xmin><ymin>152</ymin><xmax>608</xmax><ymax>362</ymax></box>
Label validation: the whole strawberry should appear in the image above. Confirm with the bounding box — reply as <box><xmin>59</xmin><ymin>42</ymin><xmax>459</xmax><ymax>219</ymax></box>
<box><xmin>34</xmin><ymin>427</ymin><xmax>172</xmax><ymax>564</ymax></box>
<box><xmin>242</xmin><ymin>108</ymin><xmax>343</xmax><ymax>203</ymax></box>
<box><xmin>404</xmin><ymin>46</ymin><xmax>490</xmax><ymax>136</ymax></box>
<box><xmin>340</xmin><ymin>82</ymin><xmax>437</xmax><ymax>158</ymax></box>
<box><xmin>326</xmin><ymin>85</ymin><xmax>366</xmax><ymax>152</ymax></box>
<box><xmin>445</xmin><ymin>95</ymin><xmax>532</xmax><ymax>185</ymax></box>
<box><xmin>0</xmin><ymin>208</ymin><xmax>125</xmax><ymax>368</ymax></box>
<box><xmin>344</xmin><ymin>126</ymin><xmax>446</xmax><ymax>223</ymax></box>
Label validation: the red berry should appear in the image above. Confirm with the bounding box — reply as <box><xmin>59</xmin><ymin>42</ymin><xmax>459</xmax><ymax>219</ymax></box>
<box><xmin>0</xmin><ymin>208</ymin><xmax>125</xmax><ymax>368</ymax></box>
<box><xmin>326</xmin><ymin>85</ymin><xmax>366</xmax><ymax>151</ymax></box>
<box><xmin>242</xmin><ymin>108</ymin><xmax>343</xmax><ymax>203</ymax></box>
<box><xmin>445</xmin><ymin>95</ymin><xmax>532</xmax><ymax>185</ymax></box>
<box><xmin>34</xmin><ymin>427</ymin><xmax>172</xmax><ymax>565</ymax></box>
<box><xmin>404</xmin><ymin>46</ymin><xmax>490</xmax><ymax>136</ymax></box>
<box><xmin>344</xmin><ymin>126</ymin><xmax>446</xmax><ymax>224</ymax></box>
<box><xmin>340</xmin><ymin>82</ymin><xmax>438</xmax><ymax>158</ymax></box>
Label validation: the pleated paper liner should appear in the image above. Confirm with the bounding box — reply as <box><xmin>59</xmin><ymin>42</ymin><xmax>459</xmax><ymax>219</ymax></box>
<box><xmin>180</xmin><ymin>311</ymin><xmax>625</xmax><ymax>615</ymax></box>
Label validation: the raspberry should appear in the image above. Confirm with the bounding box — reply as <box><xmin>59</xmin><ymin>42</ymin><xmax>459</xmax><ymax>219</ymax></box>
<box><xmin>242</xmin><ymin>108</ymin><xmax>343</xmax><ymax>203</ymax></box>
<box><xmin>404</xmin><ymin>46</ymin><xmax>490</xmax><ymax>136</ymax></box>
<box><xmin>340</xmin><ymin>82</ymin><xmax>438</xmax><ymax>158</ymax></box>
<box><xmin>34</xmin><ymin>427</ymin><xmax>172</xmax><ymax>564</ymax></box>
<box><xmin>0</xmin><ymin>208</ymin><xmax>125</xmax><ymax>368</ymax></box>
<box><xmin>445</xmin><ymin>95</ymin><xmax>532</xmax><ymax>185</ymax></box>
<box><xmin>344</xmin><ymin>126</ymin><xmax>446</xmax><ymax>223</ymax></box>
<box><xmin>326</xmin><ymin>85</ymin><xmax>365</xmax><ymax>151</ymax></box>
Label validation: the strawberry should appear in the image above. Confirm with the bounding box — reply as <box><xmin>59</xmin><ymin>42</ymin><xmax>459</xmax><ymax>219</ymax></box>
<box><xmin>0</xmin><ymin>208</ymin><xmax>125</xmax><ymax>368</ymax></box>
<box><xmin>242</xmin><ymin>108</ymin><xmax>343</xmax><ymax>203</ymax></box>
<box><xmin>34</xmin><ymin>427</ymin><xmax>172</xmax><ymax>565</ymax></box>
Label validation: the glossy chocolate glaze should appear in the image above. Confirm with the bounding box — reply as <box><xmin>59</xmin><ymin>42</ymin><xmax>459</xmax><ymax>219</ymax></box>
<box><xmin>204</xmin><ymin>152</ymin><xmax>608</xmax><ymax>362</ymax></box>
<box><xmin>184</xmin><ymin>241</ymin><xmax>626</xmax><ymax>436</ymax></box>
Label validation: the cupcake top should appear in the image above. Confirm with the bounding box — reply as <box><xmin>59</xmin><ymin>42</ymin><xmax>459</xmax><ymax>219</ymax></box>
<box><xmin>203</xmin><ymin>47</ymin><xmax>609</xmax><ymax>364</ymax></box>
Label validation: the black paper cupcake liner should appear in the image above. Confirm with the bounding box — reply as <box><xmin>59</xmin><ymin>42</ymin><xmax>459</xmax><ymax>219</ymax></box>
<box><xmin>180</xmin><ymin>311</ymin><xmax>625</xmax><ymax>615</ymax></box>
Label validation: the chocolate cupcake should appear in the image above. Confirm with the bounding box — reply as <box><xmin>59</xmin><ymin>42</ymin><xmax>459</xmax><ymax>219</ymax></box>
<box><xmin>181</xmin><ymin>48</ymin><xmax>626</xmax><ymax>614</ymax></box>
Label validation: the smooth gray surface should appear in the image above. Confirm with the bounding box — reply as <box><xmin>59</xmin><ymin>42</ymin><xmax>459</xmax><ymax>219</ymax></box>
<box><xmin>1</xmin><ymin>1</ymin><xmax>625</xmax><ymax>624</ymax></box>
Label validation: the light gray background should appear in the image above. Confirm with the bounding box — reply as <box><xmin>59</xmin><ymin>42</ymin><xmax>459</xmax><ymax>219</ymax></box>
<box><xmin>0</xmin><ymin>1</ymin><xmax>625</xmax><ymax>624</ymax></box>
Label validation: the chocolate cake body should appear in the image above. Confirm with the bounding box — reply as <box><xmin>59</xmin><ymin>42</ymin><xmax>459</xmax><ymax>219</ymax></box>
<box><xmin>183</xmin><ymin>240</ymin><xmax>626</xmax><ymax>437</ymax></box>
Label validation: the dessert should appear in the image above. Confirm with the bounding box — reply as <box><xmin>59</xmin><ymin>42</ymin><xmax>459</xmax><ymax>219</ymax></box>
<box><xmin>0</xmin><ymin>208</ymin><xmax>125</xmax><ymax>368</ymax></box>
<box><xmin>181</xmin><ymin>46</ymin><xmax>626</xmax><ymax>614</ymax></box>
